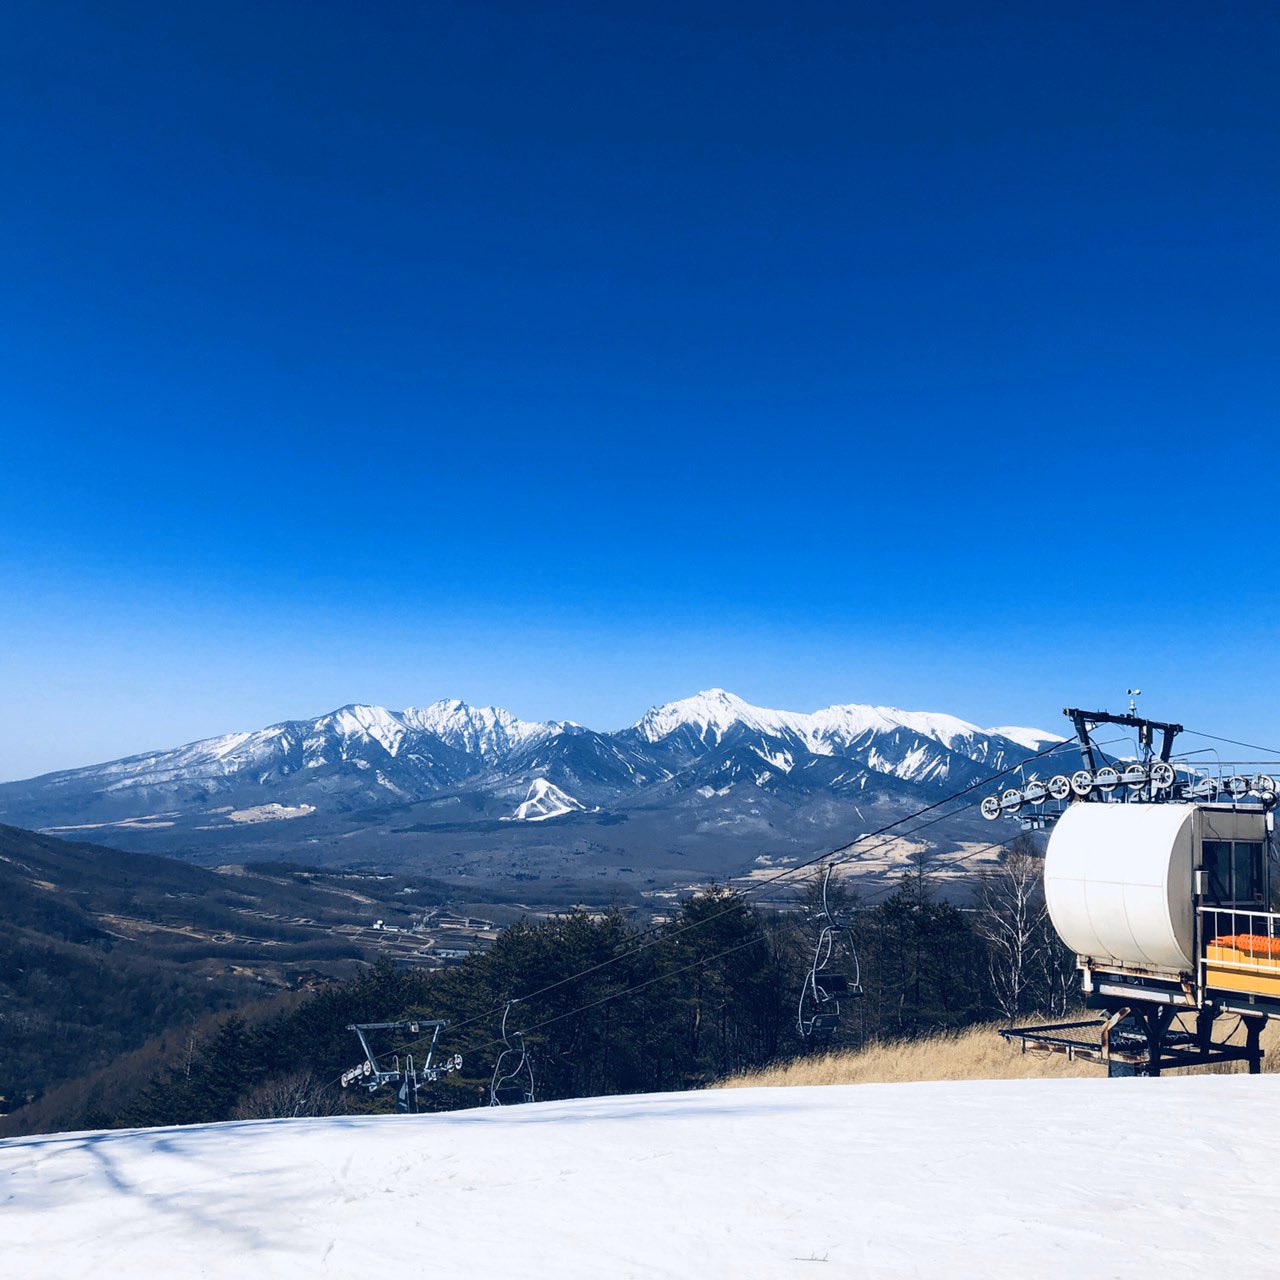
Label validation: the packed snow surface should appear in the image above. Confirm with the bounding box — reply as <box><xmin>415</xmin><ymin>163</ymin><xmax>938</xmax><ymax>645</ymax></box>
<box><xmin>4</xmin><ymin>1075</ymin><xmax>1278</xmax><ymax>1279</ymax></box>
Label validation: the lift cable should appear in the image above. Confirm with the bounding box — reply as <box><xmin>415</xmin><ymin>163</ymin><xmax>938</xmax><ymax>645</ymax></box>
<box><xmin>458</xmin><ymin>830</ymin><xmax>1036</xmax><ymax>1065</ymax></box>
<box><xmin>464</xmin><ymin>812</ymin><xmax>1053</xmax><ymax>1061</ymax></box>
<box><xmin>743</xmin><ymin>746</ymin><xmax>1136</xmax><ymax>909</ymax></box>
<box><xmin>741</xmin><ymin>735</ymin><xmax>1130</xmax><ymax>913</ymax></box>
<box><xmin>739</xmin><ymin>799</ymin><xmax>1001</xmax><ymax>911</ymax></box>
<box><xmin>329</xmin><ymin>799</ymin><xmax>1063</xmax><ymax>1091</ymax></box>
<box><xmin>371</xmin><ymin>737</ymin><xmax>1084</xmax><ymax>1079</ymax></box>
<box><xmin>332</xmin><ymin>721</ymin><xmax>1274</xmax><ymax>1092</ymax></box>
<box><xmin>363</xmin><ymin>742</ymin><xmax>1080</xmax><ymax>1077</ymax></box>
<box><xmin>428</xmin><ymin>736</ymin><xmax>1078</xmax><ymax>1045</ymax></box>
<box><xmin>320</xmin><ymin>806</ymin><xmax>1025</xmax><ymax>1094</ymax></box>
<box><xmin>1179</xmin><ymin>727</ymin><xmax>1280</xmax><ymax>759</ymax></box>
<box><xmin>461</xmin><ymin>933</ymin><xmax>776</xmax><ymax>1060</ymax></box>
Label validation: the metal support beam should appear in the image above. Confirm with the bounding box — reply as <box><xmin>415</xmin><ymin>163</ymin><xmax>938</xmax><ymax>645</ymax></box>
<box><xmin>1063</xmin><ymin>707</ymin><xmax>1184</xmax><ymax>764</ymax></box>
<box><xmin>1002</xmin><ymin>1006</ymin><xmax>1264</xmax><ymax>1077</ymax></box>
<box><xmin>1245</xmin><ymin>1017</ymin><xmax>1265</xmax><ymax>1075</ymax></box>
<box><xmin>341</xmin><ymin>1020</ymin><xmax>462</xmax><ymax>1103</ymax></box>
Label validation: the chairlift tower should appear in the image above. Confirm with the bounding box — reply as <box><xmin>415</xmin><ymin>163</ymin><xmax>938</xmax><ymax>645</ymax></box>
<box><xmin>340</xmin><ymin>1020</ymin><xmax>462</xmax><ymax>1112</ymax></box>
<box><xmin>985</xmin><ymin>705</ymin><xmax>1280</xmax><ymax>1076</ymax></box>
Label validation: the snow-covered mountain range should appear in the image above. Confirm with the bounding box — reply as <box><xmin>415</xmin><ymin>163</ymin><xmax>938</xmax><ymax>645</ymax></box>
<box><xmin>0</xmin><ymin>690</ymin><xmax>1063</xmax><ymax>877</ymax></box>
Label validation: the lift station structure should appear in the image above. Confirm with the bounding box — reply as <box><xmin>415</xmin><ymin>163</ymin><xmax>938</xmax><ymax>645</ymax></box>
<box><xmin>989</xmin><ymin>706</ymin><xmax>1280</xmax><ymax>1076</ymax></box>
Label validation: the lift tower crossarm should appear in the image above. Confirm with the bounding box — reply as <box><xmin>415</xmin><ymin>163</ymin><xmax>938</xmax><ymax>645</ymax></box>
<box><xmin>1063</xmin><ymin>707</ymin><xmax>1183</xmax><ymax>769</ymax></box>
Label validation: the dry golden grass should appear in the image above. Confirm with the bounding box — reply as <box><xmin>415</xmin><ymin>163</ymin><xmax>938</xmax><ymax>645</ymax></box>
<box><xmin>718</xmin><ymin>1016</ymin><xmax>1280</xmax><ymax>1090</ymax></box>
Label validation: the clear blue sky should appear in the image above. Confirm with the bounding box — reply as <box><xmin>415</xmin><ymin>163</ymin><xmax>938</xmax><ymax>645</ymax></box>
<box><xmin>2</xmin><ymin>1</ymin><xmax>1278</xmax><ymax>779</ymax></box>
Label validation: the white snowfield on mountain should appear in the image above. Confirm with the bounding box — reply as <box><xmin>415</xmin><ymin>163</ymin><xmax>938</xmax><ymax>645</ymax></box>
<box><xmin>224</xmin><ymin>802</ymin><xmax>315</xmax><ymax>825</ymax></box>
<box><xmin>2</xmin><ymin>1075</ymin><xmax>1275</xmax><ymax>1279</ymax></box>
<box><xmin>507</xmin><ymin>777</ymin><xmax>597</xmax><ymax>822</ymax></box>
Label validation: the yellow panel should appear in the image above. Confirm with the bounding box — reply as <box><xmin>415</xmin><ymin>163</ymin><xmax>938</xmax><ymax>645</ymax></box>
<box><xmin>1205</xmin><ymin>964</ymin><xmax>1280</xmax><ymax>998</ymax></box>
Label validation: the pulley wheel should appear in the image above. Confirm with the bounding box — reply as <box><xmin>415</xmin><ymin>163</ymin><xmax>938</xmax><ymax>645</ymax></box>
<box><xmin>1047</xmin><ymin>775</ymin><xmax>1072</xmax><ymax>802</ymax></box>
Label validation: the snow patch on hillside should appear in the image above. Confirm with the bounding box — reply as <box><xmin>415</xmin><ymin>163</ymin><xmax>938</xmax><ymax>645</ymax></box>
<box><xmin>224</xmin><ymin>802</ymin><xmax>315</xmax><ymax>825</ymax></box>
<box><xmin>3</xmin><ymin>1076</ymin><xmax>1277</xmax><ymax>1278</ymax></box>
<box><xmin>507</xmin><ymin>777</ymin><xmax>596</xmax><ymax>822</ymax></box>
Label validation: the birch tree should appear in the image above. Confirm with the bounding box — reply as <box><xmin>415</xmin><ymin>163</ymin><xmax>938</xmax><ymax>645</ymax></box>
<box><xmin>975</xmin><ymin>837</ymin><xmax>1049</xmax><ymax>1022</ymax></box>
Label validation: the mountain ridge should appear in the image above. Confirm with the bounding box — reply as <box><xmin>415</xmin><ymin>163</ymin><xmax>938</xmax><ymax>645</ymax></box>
<box><xmin>0</xmin><ymin>690</ymin><xmax>1066</xmax><ymax>880</ymax></box>
<box><xmin>2</xmin><ymin>689</ymin><xmax>1060</xmax><ymax>789</ymax></box>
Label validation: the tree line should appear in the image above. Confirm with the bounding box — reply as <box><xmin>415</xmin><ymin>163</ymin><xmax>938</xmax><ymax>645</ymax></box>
<box><xmin>7</xmin><ymin>844</ymin><xmax>1075</xmax><ymax>1134</ymax></box>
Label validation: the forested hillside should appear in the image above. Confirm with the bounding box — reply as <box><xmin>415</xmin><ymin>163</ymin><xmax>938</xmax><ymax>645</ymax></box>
<box><xmin>5</xmin><ymin>849</ymin><xmax>1074</xmax><ymax>1136</ymax></box>
<box><xmin>0</xmin><ymin>824</ymin><xmax>454</xmax><ymax>1114</ymax></box>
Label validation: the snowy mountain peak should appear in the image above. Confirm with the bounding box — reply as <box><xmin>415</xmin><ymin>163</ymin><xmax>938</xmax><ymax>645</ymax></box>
<box><xmin>810</xmin><ymin>705</ymin><xmax>986</xmax><ymax>751</ymax></box>
<box><xmin>0</xmin><ymin>689</ymin><xmax>1062</xmax><ymax>845</ymax></box>
<box><xmin>636</xmin><ymin>690</ymin><xmax>994</xmax><ymax>754</ymax></box>
<box><xmin>314</xmin><ymin>704</ymin><xmax>410</xmax><ymax>757</ymax></box>
<box><xmin>399</xmin><ymin>700</ymin><xmax>559</xmax><ymax>759</ymax></box>
<box><xmin>985</xmin><ymin>725</ymin><xmax>1066</xmax><ymax>751</ymax></box>
<box><xmin>635</xmin><ymin>689</ymin><xmax>797</xmax><ymax>746</ymax></box>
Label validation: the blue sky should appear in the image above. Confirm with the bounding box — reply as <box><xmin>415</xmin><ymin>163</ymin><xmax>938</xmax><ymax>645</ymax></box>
<box><xmin>2</xmin><ymin>1</ymin><xmax>1278</xmax><ymax>779</ymax></box>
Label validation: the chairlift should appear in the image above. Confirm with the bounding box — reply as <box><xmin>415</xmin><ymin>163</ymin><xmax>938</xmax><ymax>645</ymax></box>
<box><xmin>797</xmin><ymin>863</ymin><xmax>863</xmax><ymax>1047</ymax></box>
<box><xmin>489</xmin><ymin>1002</ymin><xmax>536</xmax><ymax>1106</ymax></box>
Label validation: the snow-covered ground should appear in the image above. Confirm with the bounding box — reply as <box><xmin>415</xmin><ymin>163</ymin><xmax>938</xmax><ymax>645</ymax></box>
<box><xmin>4</xmin><ymin>1075</ymin><xmax>1276</xmax><ymax>1279</ymax></box>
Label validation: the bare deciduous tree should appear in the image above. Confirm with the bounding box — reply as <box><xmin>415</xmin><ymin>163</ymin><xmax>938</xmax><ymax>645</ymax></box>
<box><xmin>231</xmin><ymin>1070</ymin><xmax>344</xmax><ymax>1121</ymax></box>
<box><xmin>975</xmin><ymin>837</ymin><xmax>1049</xmax><ymax>1022</ymax></box>
<box><xmin>1032</xmin><ymin>908</ymin><xmax>1078</xmax><ymax>1020</ymax></box>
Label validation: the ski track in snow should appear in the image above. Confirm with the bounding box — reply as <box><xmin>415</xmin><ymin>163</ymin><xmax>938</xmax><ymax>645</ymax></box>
<box><xmin>3</xmin><ymin>1075</ymin><xmax>1276</xmax><ymax>1278</ymax></box>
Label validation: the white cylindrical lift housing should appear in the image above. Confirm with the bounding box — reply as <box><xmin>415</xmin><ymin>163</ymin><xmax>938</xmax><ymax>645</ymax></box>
<box><xmin>1045</xmin><ymin>803</ymin><xmax>1195</xmax><ymax>972</ymax></box>
<box><xmin>1045</xmin><ymin>803</ymin><xmax>1267</xmax><ymax>974</ymax></box>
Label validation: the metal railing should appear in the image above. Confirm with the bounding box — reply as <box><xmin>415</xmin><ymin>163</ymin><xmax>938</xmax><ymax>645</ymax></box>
<box><xmin>1199</xmin><ymin>905</ymin><xmax>1280</xmax><ymax>979</ymax></box>
<box><xmin>1173</xmin><ymin>760</ymin><xmax>1280</xmax><ymax>809</ymax></box>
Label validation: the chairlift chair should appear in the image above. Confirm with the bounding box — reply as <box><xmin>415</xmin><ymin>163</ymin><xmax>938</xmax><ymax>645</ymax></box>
<box><xmin>489</xmin><ymin>1002</ymin><xmax>536</xmax><ymax>1106</ymax></box>
<box><xmin>797</xmin><ymin>863</ymin><xmax>864</xmax><ymax>1046</ymax></box>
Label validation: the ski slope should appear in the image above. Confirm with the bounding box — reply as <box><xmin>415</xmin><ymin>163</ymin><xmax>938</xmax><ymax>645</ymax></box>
<box><xmin>4</xmin><ymin>1075</ymin><xmax>1277</xmax><ymax>1278</ymax></box>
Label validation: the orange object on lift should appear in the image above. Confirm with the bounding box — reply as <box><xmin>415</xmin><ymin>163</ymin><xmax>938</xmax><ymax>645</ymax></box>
<box><xmin>1210</xmin><ymin>934</ymin><xmax>1280</xmax><ymax>959</ymax></box>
